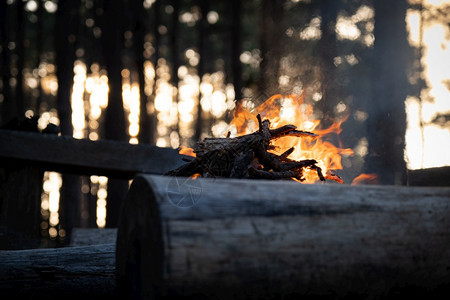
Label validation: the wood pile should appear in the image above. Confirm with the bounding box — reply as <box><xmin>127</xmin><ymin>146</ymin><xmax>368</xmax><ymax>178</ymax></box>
<box><xmin>166</xmin><ymin>114</ymin><xmax>342</xmax><ymax>183</ymax></box>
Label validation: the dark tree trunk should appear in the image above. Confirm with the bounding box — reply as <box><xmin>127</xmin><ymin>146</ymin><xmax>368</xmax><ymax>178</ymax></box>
<box><xmin>364</xmin><ymin>0</ymin><xmax>410</xmax><ymax>185</ymax></box>
<box><xmin>259</xmin><ymin>0</ymin><xmax>284</xmax><ymax>97</ymax></box>
<box><xmin>102</xmin><ymin>2</ymin><xmax>126</xmax><ymax>142</ymax></box>
<box><xmin>88</xmin><ymin>179</ymin><xmax>97</xmax><ymax>228</ymax></box>
<box><xmin>0</xmin><ymin>1</ymin><xmax>12</xmax><ymax>124</ymax></box>
<box><xmin>58</xmin><ymin>174</ymin><xmax>82</xmax><ymax>241</ymax></box>
<box><xmin>15</xmin><ymin>0</ymin><xmax>25</xmax><ymax>117</ymax></box>
<box><xmin>146</xmin><ymin>0</ymin><xmax>161</xmax><ymax>145</ymax></box>
<box><xmin>193</xmin><ymin>0</ymin><xmax>209</xmax><ymax>142</ymax></box>
<box><xmin>0</xmin><ymin>166</ymin><xmax>42</xmax><ymax>249</ymax></box>
<box><xmin>101</xmin><ymin>0</ymin><xmax>128</xmax><ymax>228</ymax></box>
<box><xmin>131</xmin><ymin>0</ymin><xmax>154</xmax><ymax>145</ymax></box>
<box><xmin>55</xmin><ymin>0</ymin><xmax>81</xmax><ymax>241</ymax></box>
<box><xmin>231</xmin><ymin>0</ymin><xmax>243</xmax><ymax>103</ymax></box>
<box><xmin>170</xmin><ymin>0</ymin><xmax>180</xmax><ymax>140</ymax></box>
<box><xmin>35</xmin><ymin>0</ymin><xmax>44</xmax><ymax>112</ymax></box>
<box><xmin>259</xmin><ymin>0</ymin><xmax>271</xmax><ymax>96</ymax></box>
<box><xmin>55</xmin><ymin>1</ymin><xmax>78</xmax><ymax>137</ymax></box>
<box><xmin>316</xmin><ymin>0</ymin><xmax>340</xmax><ymax>125</ymax></box>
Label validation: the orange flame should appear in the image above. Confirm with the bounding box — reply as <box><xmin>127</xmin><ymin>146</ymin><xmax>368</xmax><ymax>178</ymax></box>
<box><xmin>178</xmin><ymin>93</ymin><xmax>355</xmax><ymax>183</ymax></box>
<box><xmin>351</xmin><ymin>173</ymin><xmax>379</xmax><ymax>185</ymax></box>
<box><xmin>179</xmin><ymin>145</ymin><xmax>196</xmax><ymax>157</ymax></box>
<box><xmin>191</xmin><ymin>173</ymin><xmax>201</xmax><ymax>179</ymax></box>
<box><xmin>230</xmin><ymin>93</ymin><xmax>354</xmax><ymax>183</ymax></box>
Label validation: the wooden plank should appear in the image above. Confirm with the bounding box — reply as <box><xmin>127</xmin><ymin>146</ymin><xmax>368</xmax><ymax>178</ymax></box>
<box><xmin>70</xmin><ymin>227</ymin><xmax>117</xmax><ymax>246</ymax></box>
<box><xmin>117</xmin><ymin>175</ymin><xmax>450</xmax><ymax>299</ymax></box>
<box><xmin>0</xmin><ymin>129</ymin><xmax>185</xmax><ymax>179</ymax></box>
<box><xmin>0</xmin><ymin>244</ymin><xmax>115</xmax><ymax>299</ymax></box>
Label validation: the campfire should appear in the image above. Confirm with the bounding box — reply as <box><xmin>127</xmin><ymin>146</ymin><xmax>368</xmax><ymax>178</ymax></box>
<box><xmin>166</xmin><ymin>93</ymin><xmax>354</xmax><ymax>183</ymax></box>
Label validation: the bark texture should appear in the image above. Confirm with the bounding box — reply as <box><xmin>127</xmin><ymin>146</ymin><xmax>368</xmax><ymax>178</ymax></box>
<box><xmin>116</xmin><ymin>174</ymin><xmax>450</xmax><ymax>299</ymax></box>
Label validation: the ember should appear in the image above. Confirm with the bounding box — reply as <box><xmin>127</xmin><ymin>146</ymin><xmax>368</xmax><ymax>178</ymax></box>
<box><xmin>179</xmin><ymin>145</ymin><xmax>196</xmax><ymax>157</ymax></box>
<box><xmin>351</xmin><ymin>173</ymin><xmax>379</xmax><ymax>185</ymax></box>
<box><xmin>167</xmin><ymin>93</ymin><xmax>354</xmax><ymax>183</ymax></box>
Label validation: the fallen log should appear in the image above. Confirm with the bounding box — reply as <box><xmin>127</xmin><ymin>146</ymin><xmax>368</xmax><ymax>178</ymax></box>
<box><xmin>116</xmin><ymin>174</ymin><xmax>450</xmax><ymax>299</ymax></box>
<box><xmin>0</xmin><ymin>244</ymin><xmax>116</xmax><ymax>299</ymax></box>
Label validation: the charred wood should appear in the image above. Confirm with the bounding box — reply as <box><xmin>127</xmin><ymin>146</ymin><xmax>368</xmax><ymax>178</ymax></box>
<box><xmin>165</xmin><ymin>114</ymin><xmax>327</xmax><ymax>182</ymax></box>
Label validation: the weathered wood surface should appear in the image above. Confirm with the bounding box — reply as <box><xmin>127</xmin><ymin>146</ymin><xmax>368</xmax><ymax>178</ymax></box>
<box><xmin>117</xmin><ymin>174</ymin><xmax>450</xmax><ymax>299</ymax></box>
<box><xmin>70</xmin><ymin>227</ymin><xmax>118</xmax><ymax>246</ymax></box>
<box><xmin>0</xmin><ymin>129</ymin><xmax>185</xmax><ymax>179</ymax></box>
<box><xmin>0</xmin><ymin>244</ymin><xmax>116</xmax><ymax>299</ymax></box>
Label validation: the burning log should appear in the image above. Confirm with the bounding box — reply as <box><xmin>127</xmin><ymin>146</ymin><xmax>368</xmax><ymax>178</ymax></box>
<box><xmin>116</xmin><ymin>174</ymin><xmax>450</xmax><ymax>299</ymax></box>
<box><xmin>165</xmin><ymin>114</ymin><xmax>333</xmax><ymax>182</ymax></box>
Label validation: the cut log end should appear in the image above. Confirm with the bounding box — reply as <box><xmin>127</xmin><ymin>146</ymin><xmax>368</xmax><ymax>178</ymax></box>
<box><xmin>116</xmin><ymin>176</ymin><xmax>164</xmax><ymax>299</ymax></box>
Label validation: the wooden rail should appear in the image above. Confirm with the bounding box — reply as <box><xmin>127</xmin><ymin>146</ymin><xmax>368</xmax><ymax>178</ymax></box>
<box><xmin>0</xmin><ymin>129</ymin><xmax>184</xmax><ymax>179</ymax></box>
